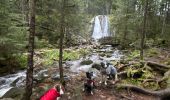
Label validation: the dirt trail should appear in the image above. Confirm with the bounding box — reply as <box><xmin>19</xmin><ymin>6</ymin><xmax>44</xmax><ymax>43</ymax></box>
<box><xmin>82</xmin><ymin>87</ymin><xmax>157</xmax><ymax>100</ymax></box>
<box><xmin>61</xmin><ymin>76</ymin><xmax>157</xmax><ymax>100</ymax></box>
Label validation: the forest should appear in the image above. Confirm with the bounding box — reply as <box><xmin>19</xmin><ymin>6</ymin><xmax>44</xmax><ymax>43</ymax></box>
<box><xmin>0</xmin><ymin>0</ymin><xmax>170</xmax><ymax>100</ymax></box>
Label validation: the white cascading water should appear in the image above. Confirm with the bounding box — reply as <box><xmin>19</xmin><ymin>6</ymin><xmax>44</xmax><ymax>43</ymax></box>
<box><xmin>92</xmin><ymin>15</ymin><xmax>110</xmax><ymax>40</ymax></box>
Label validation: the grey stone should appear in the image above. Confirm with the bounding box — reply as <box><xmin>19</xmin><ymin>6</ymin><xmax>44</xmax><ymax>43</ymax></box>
<box><xmin>51</xmin><ymin>74</ymin><xmax>70</xmax><ymax>81</ymax></box>
<box><xmin>80</xmin><ymin>60</ymin><xmax>93</xmax><ymax>65</ymax></box>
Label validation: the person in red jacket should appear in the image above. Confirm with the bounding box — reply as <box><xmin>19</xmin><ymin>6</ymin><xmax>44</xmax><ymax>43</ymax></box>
<box><xmin>40</xmin><ymin>84</ymin><xmax>64</xmax><ymax>100</ymax></box>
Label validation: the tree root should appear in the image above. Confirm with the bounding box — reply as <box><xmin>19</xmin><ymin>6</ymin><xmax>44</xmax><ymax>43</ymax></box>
<box><xmin>158</xmin><ymin>70</ymin><xmax>170</xmax><ymax>84</ymax></box>
<box><xmin>146</xmin><ymin>61</ymin><xmax>170</xmax><ymax>73</ymax></box>
<box><xmin>115</xmin><ymin>84</ymin><xmax>170</xmax><ymax>99</ymax></box>
<box><xmin>118</xmin><ymin>64</ymin><xmax>133</xmax><ymax>72</ymax></box>
<box><xmin>118</xmin><ymin>71</ymin><xmax>127</xmax><ymax>79</ymax></box>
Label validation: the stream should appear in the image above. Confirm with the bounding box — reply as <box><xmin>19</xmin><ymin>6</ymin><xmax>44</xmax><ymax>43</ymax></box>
<box><xmin>0</xmin><ymin>45</ymin><xmax>123</xmax><ymax>98</ymax></box>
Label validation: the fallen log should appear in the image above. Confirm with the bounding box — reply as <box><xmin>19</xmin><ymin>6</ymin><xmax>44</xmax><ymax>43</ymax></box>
<box><xmin>118</xmin><ymin>64</ymin><xmax>133</xmax><ymax>72</ymax></box>
<box><xmin>115</xmin><ymin>84</ymin><xmax>170</xmax><ymax>99</ymax></box>
<box><xmin>142</xmin><ymin>78</ymin><xmax>157</xmax><ymax>84</ymax></box>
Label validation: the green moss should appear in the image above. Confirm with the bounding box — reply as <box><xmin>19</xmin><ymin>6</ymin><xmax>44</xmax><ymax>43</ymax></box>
<box><xmin>78</xmin><ymin>48</ymin><xmax>90</xmax><ymax>57</ymax></box>
<box><xmin>122</xmin><ymin>78</ymin><xmax>141</xmax><ymax>86</ymax></box>
<box><xmin>14</xmin><ymin>54</ymin><xmax>27</xmax><ymax>69</ymax></box>
<box><xmin>124</xmin><ymin>66</ymin><xmax>160</xmax><ymax>90</ymax></box>
<box><xmin>141</xmin><ymin>69</ymin><xmax>154</xmax><ymax>79</ymax></box>
<box><xmin>41</xmin><ymin>48</ymin><xmax>90</xmax><ymax>66</ymax></box>
<box><xmin>63</xmin><ymin>51</ymin><xmax>80</xmax><ymax>61</ymax></box>
<box><xmin>146</xmin><ymin>48</ymin><xmax>160</xmax><ymax>57</ymax></box>
<box><xmin>80</xmin><ymin>60</ymin><xmax>93</xmax><ymax>65</ymax></box>
<box><xmin>42</xmin><ymin>49</ymin><xmax>59</xmax><ymax>66</ymax></box>
<box><xmin>143</xmin><ymin>82</ymin><xmax>159</xmax><ymax>90</ymax></box>
<box><xmin>126</xmin><ymin>50</ymin><xmax>140</xmax><ymax>61</ymax></box>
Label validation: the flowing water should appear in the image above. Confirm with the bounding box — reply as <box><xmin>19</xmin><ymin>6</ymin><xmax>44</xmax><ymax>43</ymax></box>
<box><xmin>0</xmin><ymin>71</ymin><xmax>26</xmax><ymax>97</ymax></box>
<box><xmin>66</xmin><ymin>45</ymin><xmax>123</xmax><ymax>74</ymax></box>
<box><xmin>92</xmin><ymin>15</ymin><xmax>111</xmax><ymax>40</ymax></box>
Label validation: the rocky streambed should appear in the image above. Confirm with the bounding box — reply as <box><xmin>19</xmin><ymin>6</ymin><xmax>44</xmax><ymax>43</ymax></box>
<box><xmin>0</xmin><ymin>45</ymin><xmax>123</xmax><ymax>99</ymax></box>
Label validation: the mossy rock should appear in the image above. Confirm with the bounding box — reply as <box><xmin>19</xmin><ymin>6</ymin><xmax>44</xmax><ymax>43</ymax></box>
<box><xmin>147</xmin><ymin>48</ymin><xmax>160</xmax><ymax>57</ymax></box>
<box><xmin>99</xmin><ymin>53</ymin><xmax>106</xmax><ymax>57</ymax></box>
<box><xmin>80</xmin><ymin>60</ymin><xmax>93</xmax><ymax>65</ymax></box>
<box><xmin>106</xmin><ymin>54</ymin><xmax>112</xmax><ymax>58</ymax></box>
<box><xmin>91</xmin><ymin>63</ymin><xmax>101</xmax><ymax>70</ymax></box>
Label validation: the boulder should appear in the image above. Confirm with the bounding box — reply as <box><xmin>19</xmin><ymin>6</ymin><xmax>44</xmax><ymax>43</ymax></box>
<box><xmin>51</xmin><ymin>74</ymin><xmax>70</xmax><ymax>81</ymax></box>
<box><xmin>91</xmin><ymin>63</ymin><xmax>101</xmax><ymax>71</ymax></box>
<box><xmin>80</xmin><ymin>60</ymin><xmax>93</xmax><ymax>65</ymax></box>
<box><xmin>34</xmin><ymin>69</ymin><xmax>49</xmax><ymax>82</ymax></box>
<box><xmin>106</xmin><ymin>54</ymin><xmax>112</xmax><ymax>58</ymax></box>
<box><xmin>99</xmin><ymin>53</ymin><xmax>106</xmax><ymax>57</ymax></box>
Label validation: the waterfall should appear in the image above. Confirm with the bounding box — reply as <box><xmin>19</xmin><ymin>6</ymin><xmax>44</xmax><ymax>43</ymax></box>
<box><xmin>92</xmin><ymin>15</ymin><xmax>110</xmax><ymax>40</ymax></box>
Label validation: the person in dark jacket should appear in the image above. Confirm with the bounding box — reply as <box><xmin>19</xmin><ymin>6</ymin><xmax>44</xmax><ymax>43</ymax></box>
<box><xmin>40</xmin><ymin>84</ymin><xmax>64</xmax><ymax>100</ymax></box>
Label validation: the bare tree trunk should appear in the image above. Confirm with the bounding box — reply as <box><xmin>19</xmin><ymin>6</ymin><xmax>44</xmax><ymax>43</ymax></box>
<box><xmin>140</xmin><ymin>0</ymin><xmax>148</xmax><ymax>60</ymax></box>
<box><xmin>23</xmin><ymin>0</ymin><xmax>35</xmax><ymax>99</ymax></box>
<box><xmin>161</xmin><ymin>0</ymin><xmax>168</xmax><ymax>35</ymax></box>
<box><xmin>122</xmin><ymin>0</ymin><xmax>129</xmax><ymax>48</ymax></box>
<box><xmin>59</xmin><ymin>0</ymin><xmax>66</xmax><ymax>85</ymax></box>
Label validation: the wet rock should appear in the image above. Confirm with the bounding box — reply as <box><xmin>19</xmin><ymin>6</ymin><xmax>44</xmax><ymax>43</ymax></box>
<box><xmin>91</xmin><ymin>63</ymin><xmax>101</xmax><ymax>70</ymax></box>
<box><xmin>0</xmin><ymin>87</ymin><xmax>24</xmax><ymax>98</ymax></box>
<box><xmin>0</xmin><ymin>78</ymin><xmax>6</xmax><ymax>86</ymax></box>
<box><xmin>51</xmin><ymin>74</ymin><xmax>70</xmax><ymax>81</ymax></box>
<box><xmin>65</xmin><ymin>61</ymin><xmax>74</xmax><ymax>67</ymax></box>
<box><xmin>106</xmin><ymin>54</ymin><xmax>112</xmax><ymax>58</ymax></box>
<box><xmin>99</xmin><ymin>53</ymin><xmax>106</xmax><ymax>57</ymax></box>
<box><xmin>63</xmin><ymin>64</ymin><xmax>70</xmax><ymax>69</ymax></box>
<box><xmin>10</xmin><ymin>76</ymin><xmax>25</xmax><ymax>87</ymax></box>
<box><xmin>10</xmin><ymin>77</ymin><xmax>20</xmax><ymax>87</ymax></box>
<box><xmin>80</xmin><ymin>60</ymin><xmax>93</xmax><ymax>65</ymax></box>
<box><xmin>34</xmin><ymin>69</ymin><xmax>49</xmax><ymax>82</ymax></box>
